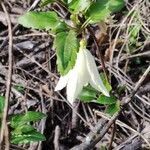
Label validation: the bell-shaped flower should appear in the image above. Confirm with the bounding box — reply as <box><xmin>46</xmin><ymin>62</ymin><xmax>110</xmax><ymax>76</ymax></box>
<box><xmin>55</xmin><ymin>47</ymin><xmax>110</xmax><ymax>105</ymax></box>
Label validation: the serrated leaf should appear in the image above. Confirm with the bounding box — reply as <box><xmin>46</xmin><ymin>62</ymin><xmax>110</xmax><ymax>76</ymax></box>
<box><xmin>69</xmin><ymin>0</ymin><xmax>91</xmax><ymax>14</ymax></box>
<box><xmin>97</xmin><ymin>95</ymin><xmax>117</xmax><ymax>105</ymax></box>
<box><xmin>86</xmin><ymin>0</ymin><xmax>125</xmax><ymax>23</ymax></box>
<box><xmin>54</xmin><ymin>30</ymin><xmax>79</xmax><ymax>75</ymax></box>
<box><xmin>40</xmin><ymin>0</ymin><xmax>55</xmax><ymax>7</ymax></box>
<box><xmin>11</xmin><ymin>111</ymin><xmax>46</xmax><ymax>128</ymax></box>
<box><xmin>105</xmin><ymin>101</ymin><xmax>120</xmax><ymax>116</ymax></box>
<box><xmin>0</xmin><ymin>96</ymin><xmax>5</xmax><ymax>114</ymax></box>
<box><xmin>79</xmin><ymin>86</ymin><xmax>97</xmax><ymax>102</ymax></box>
<box><xmin>11</xmin><ymin>131</ymin><xmax>46</xmax><ymax>144</ymax></box>
<box><xmin>11</xmin><ymin>124</ymin><xmax>36</xmax><ymax>135</ymax></box>
<box><xmin>18</xmin><ymin>11</ymin><xmax>60</xmax><ymax>30</ymax></box>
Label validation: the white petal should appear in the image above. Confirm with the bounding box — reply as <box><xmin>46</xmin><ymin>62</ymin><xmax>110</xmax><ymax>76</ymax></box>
<box><xmin>74</xmin><ymin>49</ymin><xmax>89</xmax><ymax>86</ymax></box>
<box><xmin>55</xmin><ymin>70</ymin><xmax>72</xmax><ymax>91</ymax></box>
<box><xmin>66</xmin><ymin>69</ymin><xmax>83</xmax><ymax>104</ymax></box>
<box><xmin>84</xmin><ymin>49</ymin><xmax>110</xmax><ymax>97</ymax></box>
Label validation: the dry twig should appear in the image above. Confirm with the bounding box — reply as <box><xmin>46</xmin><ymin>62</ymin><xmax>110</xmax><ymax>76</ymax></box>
<box><xmin>0</xmin><ymin>2</ymin><xmax>13</xmax><ymax>149</ymax></box>
<box><xmin>71</xmin><ymin>65</ymin><xmax>150</xmax><ymax>150</ymax></box>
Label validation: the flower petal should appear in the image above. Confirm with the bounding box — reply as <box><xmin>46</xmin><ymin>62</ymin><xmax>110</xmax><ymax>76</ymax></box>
<box><xmin>66</xmin><ymin>69</ymin><xmax>83</xmax><ymax>104</ymax></box>
<box><xmin>74</xmin><ymin>48</ymin><xmax>89</xmax><ymax>86</ymax></box>
<box><xmin>55</xmin><ymin>70</ymin><xmax>72</xmax><ymax>91</ymax></box>
<box><xmin>84</xmin><ymin>49</ymin><xmax>110</xmax><ymax>97</ymax></box>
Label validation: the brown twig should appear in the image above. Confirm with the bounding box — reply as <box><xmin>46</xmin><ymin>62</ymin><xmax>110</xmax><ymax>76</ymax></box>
<box><xmin>0</xmin><ymin>2</ymin><xmax>13</xmax><ymax>149</ymax></box>
<box><xmin>53</xmin><ymin>126</ymin><xmax>61</xmax><ymax>150</ymax></box>
<box><xmin>71</xmin><ymin>101</ymin><xmax>80</xmax><ymax>129</ymax></box>
<box><xmin>71</xmin><ymin>119</ymin><xmax>107</xmax><ymax>150</ymax></box>
<box><xmin>83</xmin><ymin>111</ymin><xmax>120</xmax><ymax>150</ymax></box>
<box><xmin>108</xmin><ymin>122</ymin><xmax>116</xmax><ymax>150</ymax></box>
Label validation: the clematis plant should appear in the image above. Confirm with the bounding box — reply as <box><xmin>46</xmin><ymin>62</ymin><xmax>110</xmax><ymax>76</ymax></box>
<box><xmin>18</xmin><ymin>0</ymin><xmax>124</xmax><ymax>114</ymax></box>
<box><xmin>55</xmin><ymin>40</ymin><xmax>110</xmax><ymax>104</ymax></box>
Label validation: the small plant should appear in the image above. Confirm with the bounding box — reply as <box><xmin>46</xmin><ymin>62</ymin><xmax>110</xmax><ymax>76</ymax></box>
<box><xmin>18</xmin><ymin>1</ymin><xmax>125</xmax><ymax>114</ymax></box>
<box><xmin>10</xmin><ymin>111</ymin><xmax>46</xmax><ymax>144</ymax></box>
<box><xmin>0</xmin><ymin>96</ymin><xmax>46</xmax><ymax>144</ymax></box>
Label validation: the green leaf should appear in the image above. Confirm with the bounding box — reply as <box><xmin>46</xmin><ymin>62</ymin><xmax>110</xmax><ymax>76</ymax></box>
<box><xmin>11</xmin><ymin>124</ymin><xmax>36</xmax><ymax>135</ymax></box>
<box><xmin>108</xmin><ymin>0</ymin><xmax>125</xmax><ymax>13</ymax></box>
<box><xmin>79</xmin><ymin>86</ymin><xmax>97</xmax><ymax>102</ymax></box>
<box><xmin>11</xmin><ymin>131</ymin><xmax>46</xmax><ymax>144</ymax></box>
<box><xmin>0</xmin><ymin>96</ymin><xmax>5</xmax><ymax>114</ymax></box>
<box><xmin>52</xmin><ymin>22</ymin><xmax>68</xmax><ymax>34</ymax></box>
<box><xmin>69</xmin><ymin>0</ymin><xmax>91</xmax><ymax>14</ymax></box>
<box><xmin>11</xmin><ymin>111</ymin><xmax>46</xmax><ymax>128</ymax></box>
<box><xmin>14</xmin><ymin>84</ymin><xmax>25</xmax><ymax>93</ymax></box>
<box><xmin>97</xmin><ymin>95</ymin><xmax>117</xmax><ymax>105</ymax></box>
<box><xmin>100</xmin><ymin>73</ymin><xmax>112</xmax><ymax>92</ymax></box>
<box><xmin>86</xmin><ymin>0</ymin><xmax>125</xmax><ymax>23</ymax></box>
<box><xmin>54</xmin><ymin>30</ymin><xmax>79</xmax><ymax>75</ymax></box>
<box><xmin>105</xmin><ymin>101</ymin><xmax>120</xmax><ymax>116</ymax></box>
<box><xmin>40</xmin><ymin>0</ymin><xmax>55</xmax><ymax>7</ymax></box>
<box><xmin>18</xmin><ymin>11</ymin><xmax>60</xmax><ymax>30</ymax></box>
<box><xmin>86</xmin><ymin>0</ymin><xmax>111</xmax><ymax>23</ymax></box>
<box><xmin>129</xmin><ymin>24</ymin><xmax>141</xmax><ymax>45</ymax></box>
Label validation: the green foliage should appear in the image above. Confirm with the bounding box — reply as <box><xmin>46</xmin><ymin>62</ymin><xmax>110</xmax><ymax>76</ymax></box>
<box><xmin>11</xmin><ymin>124</ymin><xmax>36</xmax><ymax>135</ymax></box>
<box><xmin>0</xmin><ymin>96</ymin><xmax>5</xmax><ymax>117</ymax></box>
<box><xmin>10</xmin><ymin>111</ymin><xmax>46</xmax><ymax>128</ymax></box>
<box><xmin>108</xmin><ymin>0</ymin><xmax>125</xmax><ymax>12</ymax></box>
<box><xmin>97</xmin><ymin>95</ymin><xmax>117</xmax><ymax>105</ymax></box>
<box><xmin>86</xmin><ymin>0</ymin><xmax>125</xmax><ymax>23</ymax></box>
<box><xmin>100</xmin><ymin>73</ymin><xmax>112</xmax><ymax>92</ymax></box>
<box><xmin>18</xmin><ymin>11</ymin><xmax>60</xmax><ymax>30</ymax></box>
<box><xmin>69</xmin><ymin>0</ymin><xmax>91</xmax><ymax>14</ymax></box>
<box><xmin>79</xmin><ymin>74</ymin><xmax>112</xmax><ymax>102</ymax></box>
<box><xmin>14</xmin><ymin>84</ymin><xmax>25</xmax><ymax>93</ymax></box>
<box><xmin>0</xmin><ymin>96</ymin><xmax>5</xmax><ymax>128</ymax></box>
<box><xmin>129</xmin><ymin>25</ymin><xmax>141</xmax><ymax>42</ymax></box>
<box><xmin>86</xmin><ymin>0</ymin><xmax>111</xmax><ymax>23</ymax></box>
<box><xmin>52</xmin><ymin>22</ymin><xmax>68</xmax><ymax>33</ymax></box>
<box><xmin>11</xmin><ymin>130</ymin><xmax>46</xmax><ymax>144</ymax></box>
<box><xmin>10</xmin><ymin>111</ymin><xmax>46</xmax><ymax>144</ymax></box>
<box><xmin>105</xmin><ymin>101</ymin><xmax>120</xmax><ymax>116</ymax></box>
<box><xmin>18</xmin><ymin>1</ymin><xmax>125</xmax><ymax>76</ymax></box>
<box><xmin>54</xmin><ymin>30</ymin><xmax>79</xmax><ymax>75</ymax></box>
<box><xmin>17</xmin><ymin>0</ymin><xmax>123</xmax><ymax>123</ymax></box>
<box><xmin>128</xmin><ymin>24</ymin><xmax>141</xmax><ymax>52</ymax></box>
<box><xmin>97</xmin><ymin>95</ymin><xmax>120</xmax><ymax>115</ymax></box>
<box><xmin>79</xmin><ymin>86</ymin><xmax>97</xmax><ymax>102</ymax></box>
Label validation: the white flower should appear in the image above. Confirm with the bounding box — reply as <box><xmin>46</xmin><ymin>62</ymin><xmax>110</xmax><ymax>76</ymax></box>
<box><xmin>55</xmin><ymin>48</ymin><xmax>110</xmax><ymax>105</ymax></box>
